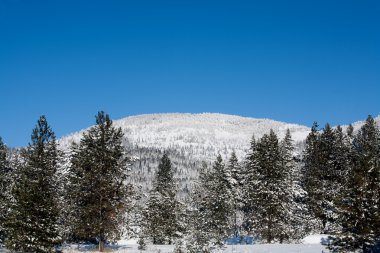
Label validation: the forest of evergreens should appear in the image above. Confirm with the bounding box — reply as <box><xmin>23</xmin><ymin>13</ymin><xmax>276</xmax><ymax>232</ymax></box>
<box><xmin>0</xmin><ymin>112</ymin><xmax>379</xmax><ymax>253</ymax></box>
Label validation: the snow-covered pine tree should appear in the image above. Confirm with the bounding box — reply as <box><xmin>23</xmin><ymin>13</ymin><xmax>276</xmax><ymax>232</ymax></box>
<box><xmin>331</xmin><ymin>126</ymin><xmax>352</xmax><ymax>201</ymax></box>
<box><xmin>0</xmin><ymin>137</ymin><xmax>11</xmax><ymax>243</ymax></box>
<box><xmin>207</xmin><ymin>154</ymin><xmax>234</xmax><ymax>244</ymax></box>
<box><xmin>302</xmin><ymin>122</ymin><xmax>323</xmax><ymax>231</ymax></box>
<box><xmin>186</xmin><ymin>162</ymin><xmax>214</xmax><ymax>253</ymax></box>
<box><xmin>4</xmin><ymin>116</ymin><xmax>61</xmax><ymax>253</ymax></box>
<box><xmin>280</xmin><ymin>129</ymin><xmax>308</xmax><ymax>241</ymax></box>
<box><xmin>303</xmin><ymin>123</ymin><xmax>351</xmax><ymax>234</ymax></box>
<box><xmin>249</xmin><ymin>130</ymin><xmax>294</xmax><ymax>242</ymax></box>
<box><xmin>67</xmin><ymin>111</ymin><xmax>130</xmax><ymax>252</ymax></box>
<box><xmin>318</xmin><ymin>123</ymin><xmax>340</xmax><ymax>231</ymax></box>
<box><xmin>226</xmin><ymin>152</ymin><xmax>243</xmax><ymax>239</ymax></box>
<box><xmin>330</xmin><ymin>115</ymin><xmax>380</xmax><ymax>252</ymax></box>
<box><xmin>241</xmin><ymin>135</ymin><xmax>258</xmax><ymax>236</ymax></box>
<box><xmin>144</xmin><ymin>153</ymin><xmax>181</xmax><ymax>244</ymax></box>
<box><xmin>188</xmin><ymin>155</ymin><xmax>233</xmax><ymax>250</ymax></box>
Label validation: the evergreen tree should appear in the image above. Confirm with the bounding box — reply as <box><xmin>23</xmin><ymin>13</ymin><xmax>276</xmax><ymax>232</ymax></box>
<box><xmin>302</xmin><ymin>122</ymin><xmax>346</xmax><ymax>233</ymax></box>
<box><xmin>0</xmin><ymin>137</ymin><xmax>10</xmax><ymax>243</ymax></box>
<box><xmin>4</xmin><ymin>116</ymin><xmax>60</xmax><ymax>253</ymax></box>
<box><xmin>332</xmin><ymin>126</ymin><xmax>352</xmax><ymax>198</ymax></box>
<box><xmin>226</xmin><ymin>152</ymin><xmax>242</xmax><ymax>239</ymax></box>
<box><xmin>186</xmin><ymin>162</ymin><xmax>214</xmax><ymax>253</ymax></box>
<box><xmin>247</xmin><ymin>130</ymin><xmax>294</xmax><ymax>242</ymax></box>
<box><xmin>330</xmin><ymin>115</ymin><xmax>380</xmax><ymax>252</ymax></box>
<box><xmin>241</xmin><ymin>135</ymin><xmax>258</xmax><ymax>235</ymax></box>
<box><xmin>144</xmin><ymin>153</ymin><xmax>181</xmax><ymax>244</ymax></box>
<box><xmin>318</xmin><ymin>123</ymin><xmax>340</xmax><ymax>231</ymax></box>
<box><xmin>67</xmin><ymin>111</ymin><xmax>130</xmax><ymax>251</ymax></box>
<box><xmin>188</xmin><ymin>155</ymin><xmax>233</xmax><ymax>250</ymax></box>
<box><xmin>280</xmin><ymin>129</ymin><xmax>308</xmax><ymax>240</ymax></box>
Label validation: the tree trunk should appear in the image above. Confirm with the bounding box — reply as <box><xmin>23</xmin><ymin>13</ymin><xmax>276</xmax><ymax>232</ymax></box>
<box><xmin>99</xmin><ymin>240</ymin><xmax>105</xmax><ymax>252</ymax></box>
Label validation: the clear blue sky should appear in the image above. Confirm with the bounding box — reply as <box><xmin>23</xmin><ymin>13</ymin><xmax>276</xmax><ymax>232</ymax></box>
<box><xmin>1</xmin><ymin>0</ymin><xmax>379</xmax><ymax>147</ymax></box>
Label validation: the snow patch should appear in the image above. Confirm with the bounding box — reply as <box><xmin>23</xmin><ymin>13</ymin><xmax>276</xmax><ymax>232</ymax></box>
<box><xmin>302</xmin><ymin>234</ymin><xmax>331</xmax><ymax>245</ymax></box>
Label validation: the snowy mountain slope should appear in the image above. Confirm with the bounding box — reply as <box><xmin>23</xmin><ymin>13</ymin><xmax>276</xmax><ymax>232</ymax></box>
<box><xmin>58</xmin><ymin>113</ymin><xmax>310</xmax><ymax>195</ymax></box>
<box><xmin>59</xmin><ymin>113</ymin><xmax>310</xmax><ymax>161</ymax></box>
<box><xmin>344</xmin><ymin>115</ymin><xmax>380</xmax><ymax>132</ymax></box>
<box><xmin>57</xmin><ymin>113</ymin><xmax>379</xmax><ymax>196</ymax></box>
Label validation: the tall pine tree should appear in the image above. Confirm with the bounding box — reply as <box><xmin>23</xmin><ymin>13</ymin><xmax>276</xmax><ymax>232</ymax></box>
<box><xmin>242</xmin><ymin>135</ymin><xmax>258</xmax><ymax>235</ymax></box>
<box><xmin>188</xmin><ymin>155</ymin><xmax>233</xmax><ymax>249</ymax></box>
<box><xmin>186</xmin><ymin>162</ymin><xmax>213</xmax><ymax>253</ymax></box>
<box><xmin>245</xmin><ymin>130</ymin><xmax>296</xmax><ymax>242</ymax></box>
<box><xmin>0</xmin><ymin>137</ymin><xmax>10</xmax><ymax>243</ymax></box>
<box><xmin>67</xmin><ymin>111</ymin><xmax>130</xmax><ymax>251</ymax></box>
<box><xmin>144</xmin><ymin>153</ymin><xmax>181</xmax><ymax>244</ymax></box>
<box><xmin>4</xmin><ymin>116</ymin><xmax>60</xmax><ymax>253</ymax></box>
<box><xmin>280</xmin><ymin>129</ymin><xmax>309</xmax><ymax>241</ymax></box>
<box><xmin>302</xmin><ymin>122</ymin><xmax>346</xmax><ymax>233</ymax></box>
<box><xmin>226</xmin><ymin>152</ymin><xmax>242</xmax><ymax>239</ymax></box>
<box><xmin>330</xmin><ymin>115</ymin><xmax>380</xmax><ymax>252</ymax></box>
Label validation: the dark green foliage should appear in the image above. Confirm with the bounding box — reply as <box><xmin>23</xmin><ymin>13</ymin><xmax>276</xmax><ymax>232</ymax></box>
<box><xmin>188</xmin><ymin>155</ymin><xmax>233</xmax><ymax>249</ymax></box>
<box><xmin>67</xmin><ymin>111</ymin><xmax>130</xmax><ymax>251</ymax></box>
<box><xmin>137</xmin><ymin>237</ymin><xmax>147</xmax><ymax>250</ymax></box>
<box><xmin>0</xmin><ymin>137</ymin><xmax>10</xmax><ymax>243</ymax></box>
<box><xmin>330</xmin><ymin>115</ymin><xmax>380</xmax><ymax>252</ymax></box>
<box><xmin>4</xmin><ymin>116</ymin><xmax>60</xmax><ymax>253</ymax></box>
<box><xmin>226</xmin><ymin>152</ymin><xmax>242</xmax><ymax>238</ymax></box>
<box><xmin>302</xmin><ymin>122</ymin><xmax>349</xmax><ymax>233</ymax></box>
<box><xmin>173</xmin><ymin>238</ymin><xmax>186</xmax><ymax>253</ymax></box>
<box><xmin>302</xmin><ymin>122</ymin><xmax>324</xmax><ymax>232</ymax></box>
<box><xmin>144</xmin><ymin>154</ymin><xmax>181</xmax><ymax>244</ymax></box>
<box><xmin>280</xmin><ymin>129</ymin><xmax>309</xmax><ymax>241</ymax></box>
<box><xmin>246</xmin><ymin>130</ymin><xmax>294</xmax><ymax>242</ymax></box>
<box><xmin>186</xmin><ymin>162</ymin><xmax>214</xmax><ymax>252</ymax></box>
<box><xmin>241</xmin><ymin>135</ymin><xmax>258</xmax><ymax>234</ymax></box>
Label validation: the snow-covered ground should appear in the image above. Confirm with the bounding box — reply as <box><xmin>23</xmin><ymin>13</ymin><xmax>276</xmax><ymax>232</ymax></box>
<box><xmin>60</xmin><ymin>244</ymin><xmax>327</xmax><ymax>253</ymax></box>
<box><xmin>58</xmin><ymin>236</ymin><xmax>330</xmax><ymax>253</ymax></box>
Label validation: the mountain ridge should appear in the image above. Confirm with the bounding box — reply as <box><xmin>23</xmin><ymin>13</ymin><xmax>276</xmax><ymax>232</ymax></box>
<box><xmin>59</xmin><ymin>112</ymin><xmax>380</xmax><ymax>152</ymax></box>
<box><xmin>59</xmin><ymin>113</ymin><xmax>311</xmax><ymax>158</ymax></box>
<box><xmin>57</xmin><ymin>113</ymin><xmax>380</xmax><ymax>196</ymax></box>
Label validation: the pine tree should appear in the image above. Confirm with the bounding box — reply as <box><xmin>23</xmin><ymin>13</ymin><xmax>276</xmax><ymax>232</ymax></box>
<box><xmin>208</xmin><ymin>155</ymin><xmax>234</xmax><ymax>244</ymax></box>
<box><xmin>302</xmin><ymin>122</ymin><xmax>322</xmax><ymax>232</ymax></box>
<box><xmin>302</xmin><ymin>122</ymin><xmax>345</xmax><ymax>233</ymax></box>
<box><xmin>144</xmin><ymin>153</ymin><xmax>181</xmax><ymax>244</ymax></box>
<box><xmin>248</xmin><ymin>130</ymin><xmax>294</xmax><ymax>242</ymax></box>
<box><xmin>186</xmin><ymin>162</ymin><xmax>214</xmax><ymax>253</ymax></box>
<box><xmin>332</xmin><ymin>126</ymin><xmax>352</xmax><ymax>199</ymax></box>
<box><xmin>226</xmin><ymin>152</ymin><xmax>242</xmax><ymax>239</ymax></box>
<box><xmin>280</xmin><ymin>129</ymin><xmax>309</xmax><ymax>241</ymax></box>
<box><xmin>4</xmin><ymin>116</ymin><xmax>60</xmax><ymax>253</ymax></box>
<box><xmin>67</xmin><ymin>111</ymin><xmax>130</xmax><ymax>251</ymax></box>
<box><xmin>241</xmin><ymin>135</ymin><xmax>258</xmax><ymax>236</ymax></box>
<box><xmin>0</xmin><ymin>137</ymin><xmax>10</xmax><ymax>243</ymax></box>
<box><xmin>137</xmin><ymin>237</ymin><xmax>147</xmax><ymax>251</ymax></box>
<box><xmin>318</xmin><ymin>123</ymin><xmax>340</xmax><ymax>231</ymax></box>
<box><xmin>188</xmin><ymin>155</ymin><xmax>233</xmax><ymax>250</ymax></box>
<box><xmin>330</xmin><ymin>115</ymin><xmax>380</xmax><ymax>252</ymax></box>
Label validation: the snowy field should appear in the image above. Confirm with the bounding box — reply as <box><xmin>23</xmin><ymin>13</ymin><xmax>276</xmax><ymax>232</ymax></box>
<box><xmin>55</xmin><ymin>235</ymin><xmax>329</xmax><ymax>253</ymax></box>
<box><xmin>0</xmin><ymin>235</ymin><xmax>329</xmax><ymax>253</ymax></box>
<box><xmin>59</xmin><ymin>243</ymin><xmax>327</xmax><ymax>253</ymax></box>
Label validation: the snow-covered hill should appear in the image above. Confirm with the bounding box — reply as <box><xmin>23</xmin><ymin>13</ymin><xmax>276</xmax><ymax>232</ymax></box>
<box><xmin>57</xmin><ymin>113</ymin><xmax>380</xmax><ymax>196</ymax></box>
<box><xmin>59</xmin><ymin>113</ymin><xmax>310</xmax><ymax>161</ymax></box>
<box><xmin>58</xmin><ymin>113</ymin><xmax>310</xmax><ymax>195</ymax></box>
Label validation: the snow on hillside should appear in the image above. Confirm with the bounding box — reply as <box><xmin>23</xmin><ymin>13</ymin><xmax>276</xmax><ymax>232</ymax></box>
<box><xmin>343</xmin><ymin>115</ymin><xmax>380</xmax><ymax>133</ymax></box>
<box><xmin>57</xmin><ymin>113</ymin><xmax>379</xmax><ymax>196</ymax></box>
<box><xmin>59</xmin><ymin>113</ymin><xmax>310</xmax><ymax>161</ymax></box>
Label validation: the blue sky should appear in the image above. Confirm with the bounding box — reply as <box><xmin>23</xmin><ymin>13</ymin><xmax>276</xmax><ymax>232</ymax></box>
<box><xmin>0</xmin><ymin>0</ymin><xmax>379</xmax><ymax>147</ymax></box>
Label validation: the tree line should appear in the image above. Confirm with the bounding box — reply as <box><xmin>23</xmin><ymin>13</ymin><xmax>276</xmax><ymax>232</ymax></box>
<box><xmin>0</xmin><ymin>112</ymin><xmax>379</xmax><ymax>253</ymax></box>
